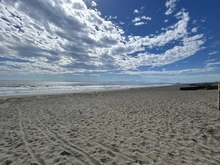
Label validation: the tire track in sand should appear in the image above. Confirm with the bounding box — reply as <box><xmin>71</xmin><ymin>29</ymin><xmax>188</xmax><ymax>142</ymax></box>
<box><xmin>34</xmin><ymin>114</ymin><xmax>101</xmax><ymax>165</ymax></box>
<box><xmin>19</xmin><ymin>110</ymin><xmax>46</xmax><ymax>165</ymax></box>
<box><xmin>32</xmin><ymin>117</ymin><xmax>84</xmax><ymax>165</ymax></box>
<box><xmin>43</xmin><ymin>108</ymin><xmax>138</xmax><ymax>162</ymax></box>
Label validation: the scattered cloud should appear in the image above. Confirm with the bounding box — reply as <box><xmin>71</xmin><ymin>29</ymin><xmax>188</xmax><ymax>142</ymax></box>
<box><xmin>164</xmin><ymin>19</ymin><xmax>169</xmax><ymax>23</ymax></box>
<box><xmin>142</xmin><ymin>16</ymin><xmax>152</xmax><ymax>21</ymax></box>
<box><xmin>134</xmin><ymin>22</ymin><xmax>146</xmax><ymax>26</ymax></box>
<box><xmin>211</xmin><ymin>40</ymin><xmax>220</xmax><ymax>47</ymax></box>
<box><xmin>134</xmin><ymin>9</ymin><xmax>140</xmax><ymax>14</ymax></box>
<box><xmin>192</xmin><ymin>20</ymin><xmax>197</xmax><ymax>24</ymax></box>
<box><xmin>191</xmin><ymin>27</ymin><xmax>198</xmax><ymax>33</ymax></box>
<box><xmin>133</xmin><ymin>6</ymin><xmax>145</xmax><ymax>14</ymax></box>
<box><xmin>206</xmin><ymin>62</ymin><xmax>220</xmax><ymax>67</ymax></box>
<box><xmin>206</xmin><ymin>59</ymin><xmax>216</xmax><ymax>63</ymax></box>
<box><xmin>120</xmin><ymin>67</ymin><xmax>214</xmax><ymax>75</ymax></box>
<box><xmin>165</xmin><ymin>0</ymin><xmax>178</xmax><ymax>15</ymax></box>
<box><xmin>0</xmin><ymin>0</ymin><xmax>206</xmax><ymax>75</ymax></box>
<box><xmin>107</xmin><ymin>16</ymin><xmax>117</xmax><ymax>20</ymax></box>
<box><xmin>132</xmin><ymin>17</ymin><xmax>141</xmax><ymax>23</ymax></box>
<box><xmin>132</xmin><ymin>16</ymin><xmax>152</xmax><ymax>24</ymax></box>
<box><xmin>205</xmin><ymin>58</ymin><xmax>219</xmax><ymax>68</ymax></box>
<box><xmin>200</xmin><ymin>19</ymin><xmax>206</xmax><ymax>23</ymax></box>
<box><xmin>209</xmin><ymin>51</ymin><xmax>218</xmax><ymax>55</ymax></box>
<box><xmin>91</xmin><ymin>1</ymin><xmax>97</xmax><ymax>7</ymax></box>
<box><xmin>174</xmin><ymin>9</ymin><xmax>186</xmax><ymax>19</ymax></box>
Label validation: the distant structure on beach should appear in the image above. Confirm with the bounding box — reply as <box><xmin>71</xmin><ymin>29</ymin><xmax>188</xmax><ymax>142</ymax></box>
<box><xmin>180</xmin><ymin>82</ymin><xmax>218</xmax><ymax>91</ymax></box>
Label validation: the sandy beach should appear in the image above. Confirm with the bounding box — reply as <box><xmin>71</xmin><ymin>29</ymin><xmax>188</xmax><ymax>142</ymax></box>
<box><xmin>0</xmin><ymin>85</ymin><xmax>220</xmax><ymax>165</ymax></box>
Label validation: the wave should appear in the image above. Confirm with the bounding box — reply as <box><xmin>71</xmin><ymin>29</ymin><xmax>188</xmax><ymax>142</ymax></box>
<box><xmin>0</xmin><ymin>80</ymin><xmax>172</xmax><ymax>97</ymax></box>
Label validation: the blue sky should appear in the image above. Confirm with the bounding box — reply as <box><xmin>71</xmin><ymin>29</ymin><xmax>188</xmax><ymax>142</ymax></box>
<box><xmin>0</xmin><ymin>0</ymin><xmax>219</xmax><ymax>83</ymax></box>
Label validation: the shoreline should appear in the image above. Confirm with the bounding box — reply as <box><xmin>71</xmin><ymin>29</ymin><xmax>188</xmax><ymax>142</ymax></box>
<box><xmin>0</xmin><ymin>84</ymin><xmax>175</xmax><ymax>100</ymax></box>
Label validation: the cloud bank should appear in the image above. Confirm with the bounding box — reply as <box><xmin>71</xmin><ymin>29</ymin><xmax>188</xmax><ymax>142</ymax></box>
<box><xmin>0</xmin><ymin>0</ymin><xmax>206</xmax><ymax>76</ymax></box>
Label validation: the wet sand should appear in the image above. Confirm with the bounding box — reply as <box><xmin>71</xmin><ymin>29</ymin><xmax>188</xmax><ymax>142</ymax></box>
<box><xmin>0</xmin><ymin>85</ymin><xmax>220</xmax><ymax>165</ymax></box>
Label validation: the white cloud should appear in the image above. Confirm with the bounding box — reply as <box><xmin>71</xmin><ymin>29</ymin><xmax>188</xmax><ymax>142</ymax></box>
<box><xmin>192</xmin><ymin>20</ymin><xmax>197</xmax><ymax>24</ymax></box>
<box><xmin>139</xmin><ymin>11</ymin><xmax>191</xmax><ymax>48</ymax></box>
<box><xmin>120</xmin><ymin>67</ymin><xmax>215</xmax><ymax>76</ymax></box>
<box><xmin>119</xmin><ymin>67</ymin><xmax>215</xmax><ymax>76</ymax></box>
<box><xmin>191</xmin><ymin>27</ymin><xmax>198</xmax><ymax>33</ymax></box>
<box><xmin>134</xmin><ymin>7</ymin><xmax>145</xmax><ymax>14</ymax></box>
<box><xmin>165</xmin><ymin>0</ymin><xmax>178</xmax><ymax>15</ymax></box>
<box><xmin>134</xmin><ymin>22</ymin><xmax>146</xmax><ymax>26</ymax></box>
<box><xmin>108</xmin><ymin>16</ymin><xmax>117</xmax><ymax>20</ymax></box>
<box><xmin>208</xmin><ymin>51</ymin><xmax>218</xmax><ymax>55</ymax></box>
<box><xmin>142</xmin><ymin>16</ymin><xmax>152</xmax><ymax>20</ymax></box>
<box><xmin>206</xmin><ymin>59</ymin><xmax>216</xmax><ymax>63</ymax></box>
<box><xmin>132</xmin><ymin>16</ymin><xmax>151</xmax><ymax>23</ymax></box>
<box><xmin>200</xmin><ymin>19</ymin><xmax>206</xmax><ymax>22</ymax></box>
<box><xmin>0</xmin><ymin>0</ymin><xmax>206</xmax><ymax>75</ymax></box>
<box><xmin>206</xmin><ymin>62</ymin><xmax>220</xmax><ymax>67</ymax></box>
<box><xmin>174</xmin><ymin>9</ymin><xmax>186</xmax><ymax>19</ymax></box>
<box><xmin>91</xmin><ymin>1</ymin><xmax>97</xmax><ymax>7</ymax></box>
<box><xmin>115</xmin><ymin>32</ymin><xmax>205</xmax><ymax>69</ymax></box>
<box><xmin>132</xmin><ymin>17</ymin><xmax>141</xmax><ymax>23</ymax></box>
<box><xmin>134</xmin><ymin>9</ymin><xmax>139</xmax><ymax>14</ymax></box>
<box><xmin>164</xmin><ymin>19</ymin><xmax>169</xmax><ymax>23</ymax></box>
<box><xmin>212</xmin><ymin>40</ymin><xmax>220</xmax><ymax>47</ymax></box>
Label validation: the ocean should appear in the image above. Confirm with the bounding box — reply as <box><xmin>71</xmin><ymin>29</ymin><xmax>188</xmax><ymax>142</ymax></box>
<box><xmin>0</xmin><ymin>80</ymin><xmax>171</xmax><ymax>97</ymax></box>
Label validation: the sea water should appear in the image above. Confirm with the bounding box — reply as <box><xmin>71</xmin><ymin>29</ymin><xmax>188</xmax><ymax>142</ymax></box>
<box><xmin>0</xmin><ymin>80</ymin><xmax>171</xmax><ymax>97</ymax></box>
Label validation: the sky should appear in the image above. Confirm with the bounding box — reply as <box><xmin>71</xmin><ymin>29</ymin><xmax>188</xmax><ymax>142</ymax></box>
<box><xmin>0</xmin><ymin>0</ymin><xmax>220</xmax><ymax>83</ymax></box>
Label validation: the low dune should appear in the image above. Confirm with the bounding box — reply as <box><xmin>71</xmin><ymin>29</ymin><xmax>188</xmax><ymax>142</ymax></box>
<box><xmin>0</xmin><ymin>85</ymin><xmax>220</xmax><ymax>165</ymax></box>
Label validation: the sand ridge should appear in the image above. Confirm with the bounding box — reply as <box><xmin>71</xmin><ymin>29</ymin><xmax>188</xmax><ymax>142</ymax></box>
<box><xmin>0</xmin><ymin>86</ymin><xmax>220</xmax><ymax>164</ymax></box>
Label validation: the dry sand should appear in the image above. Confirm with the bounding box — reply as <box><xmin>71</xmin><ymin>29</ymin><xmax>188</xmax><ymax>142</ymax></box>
<box><xmin>0</xmin><ymin>85</ymin><xmax>220</xmax><ymax>165</ymax></box>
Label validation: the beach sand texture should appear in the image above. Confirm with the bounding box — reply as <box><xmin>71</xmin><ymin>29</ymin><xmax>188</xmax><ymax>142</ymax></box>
<box><xmin>0</xmin><ymin>86</ymin><xmax>220</xmax><ymax>165</ymax></box>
